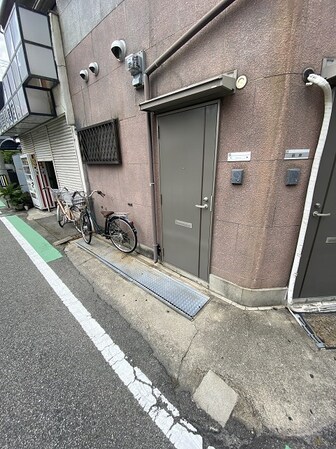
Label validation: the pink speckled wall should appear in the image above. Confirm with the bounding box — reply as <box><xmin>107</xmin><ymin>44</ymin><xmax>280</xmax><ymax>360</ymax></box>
<box><xmin>62</xmin><ymin>0</ymin><xmax>335</xmax><ymax>290</ymax></box>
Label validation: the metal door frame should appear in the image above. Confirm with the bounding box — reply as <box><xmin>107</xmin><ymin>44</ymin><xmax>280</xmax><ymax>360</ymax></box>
<box><xmin>156</xmin><ymin>100</ymin><xmax>221</xmax><ymax>283</ymax></box>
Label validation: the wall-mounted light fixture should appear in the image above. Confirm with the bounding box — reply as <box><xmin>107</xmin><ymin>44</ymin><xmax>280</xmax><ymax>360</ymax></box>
<box><xmin>111</xmin><ymin>39</ymin><xmax>126</xmax><ymax>61</ymax></box>
<box><xmin>79</xmin><ymin>69</ymin><xmax>89</xmax><ymax>82</ymax></box>
<box><xmin>89</xmin><ymin>62</ymin><xmax>99</xmax><ymax>76</ymax></box>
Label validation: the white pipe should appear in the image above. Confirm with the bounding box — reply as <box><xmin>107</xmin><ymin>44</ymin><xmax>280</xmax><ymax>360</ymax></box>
<box><xmin>72</xmin><ymin>127</ymin><xmax>89</xmax><ymax>194</ymax></box>
<box><xmin>49</xmin><ymin>11</ymin><xmax>87</xmax><ymax>194</ymax></box>
<box><xmin>287</xmin><ymin>74</ymin><xmax>333</xmax><ymax>305</ymax></box>
<box><xmin>49</xmin><ymin>12</ymin><xmax>75</xmax><ymax>126</ymax></box>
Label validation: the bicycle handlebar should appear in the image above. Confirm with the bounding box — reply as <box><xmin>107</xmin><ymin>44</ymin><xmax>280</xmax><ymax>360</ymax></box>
<box><xmin>72</xmin><ymin>189</ymin><xmax>106</xmax><ymax>199</ymax></box>
<box><xmin>43</xmin><ymin>187</ymin><xmax>105</xmax><ymax>200</ymax></box>
<box><xmin>43</xmin><ymin>186</ymin><xmax>68</xmax><ymax>192</ymax></box>
<box><xmin>86</xmin><ymin>190</ymin><xmax>105</xmax><ymax>198</ymax></box>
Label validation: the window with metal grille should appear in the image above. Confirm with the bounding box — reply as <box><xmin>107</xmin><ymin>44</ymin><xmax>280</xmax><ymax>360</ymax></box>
<box><xmin>77</xmin><ymin>120</ymin><xmax>121</xmax><ymax>165</ymax></box>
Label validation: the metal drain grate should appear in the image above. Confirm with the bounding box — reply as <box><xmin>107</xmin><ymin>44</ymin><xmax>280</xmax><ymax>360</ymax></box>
<box><xmin>290</xmin><ymin>310</ymin><xmax>336</xmax><ymax>350</ymax></box>
<box><xmin>77</xmin><ymin>241</ymin><xmax>209</xmax><ymax>319</ymax></box>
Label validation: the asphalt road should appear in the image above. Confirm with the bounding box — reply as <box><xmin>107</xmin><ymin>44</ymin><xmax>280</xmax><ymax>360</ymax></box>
<box><xmin>0</xmin><ymin>219</ymin><xmax>177</xmax><ymax>449</ymax></box>
<box><xmin>1</xmin><ymin>213</ymin><xmax>336</xmax><ymax>449</ymax></box>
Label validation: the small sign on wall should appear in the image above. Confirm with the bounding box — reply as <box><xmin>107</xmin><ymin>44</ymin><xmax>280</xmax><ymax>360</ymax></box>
<box><xmin>284</xmin><ymin>149</ymin><xmax>310</xmax><ymax>160</ymax></box>
<box><xmin>227</xmin><ymin>151</ymin><xmax>251</xmax><ymax>162</ymax></box>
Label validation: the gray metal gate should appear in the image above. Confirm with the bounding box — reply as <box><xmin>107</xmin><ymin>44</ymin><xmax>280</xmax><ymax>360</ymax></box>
<box><xmin>158</xmin><ymin>103</ymin><xmax>218</xmax><ymax>281</ymax></box>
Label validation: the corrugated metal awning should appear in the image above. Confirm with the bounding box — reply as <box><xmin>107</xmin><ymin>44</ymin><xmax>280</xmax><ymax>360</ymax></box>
<box><xmin>139</xmin><ymin>73</ymin><xmax>236</xmax><ymax>113</ymax></box>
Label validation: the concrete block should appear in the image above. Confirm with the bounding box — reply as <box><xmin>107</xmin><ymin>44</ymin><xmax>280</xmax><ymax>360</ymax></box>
<box><xmin>209</xmin><ymin>273</ymin><xmax>242</xmax><ymax>304</ymax></box>
<box><xmin>193</xmin><ymin>370</ymin><xmax>238</xmax><ymax>427</ymax></box>
<box><xmin>209</xmin><ymin>273</ymin><xmax>287</xmax><ymax>307</ymax></box>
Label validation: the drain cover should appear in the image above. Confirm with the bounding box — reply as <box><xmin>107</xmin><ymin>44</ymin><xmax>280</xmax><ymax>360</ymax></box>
<box><xmin>290</xmin><ymin>309</ymin><xmax>336</xmax><ymax>349</ymax></box>
<box><xmin>302</xmin><ymin>313</ymin><xmax>336</xmax><ymax>349</ymax></box>
<box><xmin>77</xmin><ymin>241</ymin><xmax>209</xmax><ymax>319</ymax></box>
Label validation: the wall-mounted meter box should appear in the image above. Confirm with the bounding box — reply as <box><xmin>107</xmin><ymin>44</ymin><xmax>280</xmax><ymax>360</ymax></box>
<box><xmin>125</xmin><ymin>51</ymin><xmax>145</xmax><ymax>88</ymax></box>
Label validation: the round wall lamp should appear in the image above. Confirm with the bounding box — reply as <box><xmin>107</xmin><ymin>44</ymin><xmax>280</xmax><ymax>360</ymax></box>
<box><xmin>236</xmin><ymin>75</ymin><xmax>248</xmax><ymax>90</ymax></box>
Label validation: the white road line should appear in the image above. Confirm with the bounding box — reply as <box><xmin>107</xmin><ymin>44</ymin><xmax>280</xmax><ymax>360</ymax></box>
<box><xmin>1</xmin><ymin>216</ymin><xmax>215</xmax><ymax>449</ymax></box>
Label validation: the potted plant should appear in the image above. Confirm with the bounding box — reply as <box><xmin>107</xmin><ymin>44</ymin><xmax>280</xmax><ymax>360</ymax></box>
<box><xmin>22</xmin><ymin>191</ymin><xmax>33</xmax><ymax>210</ymax></box>
<box><xmin>0</xmin><ymin>183</ymin><xmax>29</xmax><ymax>211</ymax></box>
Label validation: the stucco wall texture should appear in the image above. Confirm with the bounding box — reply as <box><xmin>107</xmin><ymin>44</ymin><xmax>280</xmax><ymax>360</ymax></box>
<box><xmin>58</xmin><ymin>0</ymin><xmax>335</xmax><ymax>291</ymax></box>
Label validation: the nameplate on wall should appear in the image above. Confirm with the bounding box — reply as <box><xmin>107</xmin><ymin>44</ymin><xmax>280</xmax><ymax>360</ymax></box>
<box><xmin>227</xmin><ymin>152</ymin><xmax>251</xmax><ymax>162</ymax></box>
<box><xmin>284</xmin><ymin>149</ymin><xmax>309</xmax><ymax>160</ymax></box>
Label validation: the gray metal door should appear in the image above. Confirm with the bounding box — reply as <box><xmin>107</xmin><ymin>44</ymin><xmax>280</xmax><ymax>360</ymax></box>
<box><xmin>158</xmin><ymin>103</ymin><xmax>218</xmax><ymax>281</ymax></box>
<box><xmin>295</xmin><ymin>95</ymin><xmax>336</xmax><ymax>299</ymax></box>
<box><xmin>299</xmin><ymin>162</ymin><xmax>336</xmax><ymax>297</ymax></box>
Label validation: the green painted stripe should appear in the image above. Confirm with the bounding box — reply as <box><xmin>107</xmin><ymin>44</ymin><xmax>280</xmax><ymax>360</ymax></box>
<box><xmin>6</xmin><ymin>215</ymin><xmax>62</xmax><ymax>263</ymax></box>
<box><xmin>0</xmin><ymin>199</ymin><xmax>6</xmax><ymax>208</ymax></box>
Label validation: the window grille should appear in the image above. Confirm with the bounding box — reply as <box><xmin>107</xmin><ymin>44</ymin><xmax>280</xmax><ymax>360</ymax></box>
<box><xmin>78</xmin><ymin>120</ymin><xmax>121</xmax><ymax>165</ymax></box>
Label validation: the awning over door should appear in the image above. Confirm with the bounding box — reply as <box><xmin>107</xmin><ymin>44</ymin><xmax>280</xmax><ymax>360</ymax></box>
<box><xmin>139</xmin><ymin>73</ymin><xmax>236</xmax><ymax>113</ymax></box>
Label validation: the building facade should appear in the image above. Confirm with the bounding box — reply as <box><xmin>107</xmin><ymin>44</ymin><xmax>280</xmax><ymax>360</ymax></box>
<box><xmin>2</xmin><ymin>0</ymin><xmax>336</xmax><ymax>307</ymax></box>
<box><xmin>0</xmin><ymin>1</ymin><xmax>85</xmax><ymax>210</ymax></box>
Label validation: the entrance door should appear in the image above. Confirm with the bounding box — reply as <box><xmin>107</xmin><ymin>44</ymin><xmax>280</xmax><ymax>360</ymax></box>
<box><xmin>158</xmin><ymin>103</ymin><xmax>218</xmax><ymax>281</ymax></box>
<box><xmin>298</xmin><ymin>160</ymin><xmax>336</xmax><ymax>298</ymax></box>
<box><xmin>294</xmin><ymin>96</ymin><xmax>336</xmax><ymax>299</ymax></box>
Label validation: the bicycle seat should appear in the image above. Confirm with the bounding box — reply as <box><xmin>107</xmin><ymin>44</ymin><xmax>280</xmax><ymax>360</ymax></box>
<box><xmin>100</xmin><ymin>210</ymin><xmax>114</xmax><ymax>218</ymax></box>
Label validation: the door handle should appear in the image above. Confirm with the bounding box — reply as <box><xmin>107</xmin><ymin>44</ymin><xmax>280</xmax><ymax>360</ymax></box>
<box><xmin>313</xmin><ymin>211</ymin><xmax>331</xmax><ymax>217</ymax></box>
<box><xmin>195</xmin><ymin>204</ymin><xmax>208</xmax><ymax>209</ymax></box>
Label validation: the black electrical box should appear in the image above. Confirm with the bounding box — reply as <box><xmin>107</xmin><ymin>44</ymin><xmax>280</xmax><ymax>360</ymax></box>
<box><xmin>286</xmin><ymin>168</ymin><xmax>300</xmax><ymax>186</ymax></box>
<box><xmin>231</xmin><ymin>169</ymin><xmax>244</xmax><ymax>185</ymax></box>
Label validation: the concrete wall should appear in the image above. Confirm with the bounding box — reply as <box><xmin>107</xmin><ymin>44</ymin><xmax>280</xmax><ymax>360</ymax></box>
<box><xmin>57</xmin><ymin>0</ymin><xmax>336</xmax><ymax>293</ymax></box>
<box><xmin>56</xmin><ymin>0</ymin><xmax>124</xmax><ymax>56</ymax></box>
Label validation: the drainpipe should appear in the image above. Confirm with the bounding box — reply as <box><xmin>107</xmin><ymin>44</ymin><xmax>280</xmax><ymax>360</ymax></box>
<box><xmin>49</xmin><ymin>11</ymin><xmax>88</xmax><ymax>194</ymax></box>
<box><xmin>287</xmin><ymin>72</ymin><xmax>333</xmax><ymax>306</ymax></box>
<box><xmin>144</xmin><ymin>0</ymin><xmax>239</xmax><ymax>262</ymax></box>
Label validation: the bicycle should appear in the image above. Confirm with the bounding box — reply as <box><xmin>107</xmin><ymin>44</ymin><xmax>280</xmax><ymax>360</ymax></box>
<box><xmin>43</xmin><ymin>187</ymin><xmax>85</xmax><ymax>232</ymax></box>
<box><xmin>77</xmin><ymin>190</ymin><xmax>138</xmax><ymax>253</ymax></box>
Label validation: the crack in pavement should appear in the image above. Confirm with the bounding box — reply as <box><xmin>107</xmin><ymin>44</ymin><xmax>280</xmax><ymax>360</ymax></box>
<box><xmin>177</xmin><ymin>323</ymin><xmax>199</xmax><ymax>382</ymax></box>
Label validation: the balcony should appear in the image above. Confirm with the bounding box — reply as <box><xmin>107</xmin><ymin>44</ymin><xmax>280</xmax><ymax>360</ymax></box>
<box><xmin>0</xmin><ymin>4</ymin><xmax>58</xmax><ymax>136</ymax></box>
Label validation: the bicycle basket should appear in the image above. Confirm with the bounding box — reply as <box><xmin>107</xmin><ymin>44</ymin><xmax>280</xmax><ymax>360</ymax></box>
<box><xmin>50</xmin><ymin>188</ymin><xmax>63</xmax><ymax>201</ymax></box>
<box><xmin>70</xmin><ymin>191</ymin><xmax>86</xmax><ymax>207</ymax></box>
<box><xmin>60</xmin><ymin>191</ymin><xmax>74</xmax><ymax>206</ymax></box>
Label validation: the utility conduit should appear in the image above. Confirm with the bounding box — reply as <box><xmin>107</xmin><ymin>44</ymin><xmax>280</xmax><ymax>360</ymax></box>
<box><xmin>287</xmin><ymin>73</ymin><xmax>333</xmax><ymax>305</ymax></box>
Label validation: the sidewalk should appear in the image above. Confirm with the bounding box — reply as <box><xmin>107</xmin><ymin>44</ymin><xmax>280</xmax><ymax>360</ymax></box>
<box><xmin>26</xmin><ymin>210</ymin><xmax>336</xmax><ymax>439</ymax></box>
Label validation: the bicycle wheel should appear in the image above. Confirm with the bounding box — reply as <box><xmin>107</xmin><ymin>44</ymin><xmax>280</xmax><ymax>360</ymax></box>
<box><xmin>71</xmin><ymin>206</ymin><xmax>81</xmax><ymax>232</ymax></box>
<box><xmin>57</xmin><ymin>204</ymin><xmax>66</xmax><ymax>227</ymax></box>
<box><xmin>80</xmin><ymin>211</ymin><xmax>92</xmax><ymax>244</ymax></box>
<box><xmin>108</xmin><ymin>217</ymin><xmax>137</xmax><ymax>253</ymax></box>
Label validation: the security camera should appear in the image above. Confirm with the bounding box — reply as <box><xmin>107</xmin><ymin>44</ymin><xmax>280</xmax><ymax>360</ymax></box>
<box><xmin>89</xmin><ymin>62</ymin><xmax>99</xmax><ymax>76</ymax></box>
<box><xmin>111</xmin><ymin>39</ymin><xmax>126</xmax><ymax>62</ymax></box>
<box><xmin>79</xmin><ymin>69</ymin><xmax>89</xmax><ymax>82</ymax></box>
